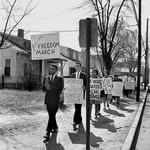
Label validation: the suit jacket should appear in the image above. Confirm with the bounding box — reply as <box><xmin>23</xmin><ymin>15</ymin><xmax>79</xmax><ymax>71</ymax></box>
<box><xmin>43</xmin><ymin>75</ymin><xmax>64</xmax><ymax>107</ymax></box>
<box><xmin>70</xmin><ymin>72</ymin><xmax>86</xmax><ymax>87</ymax></box>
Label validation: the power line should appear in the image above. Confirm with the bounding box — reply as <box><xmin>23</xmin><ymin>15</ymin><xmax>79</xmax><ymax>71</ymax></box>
<box><xmin>0</xmin><ymin>29</ymin><xmax>79</xmax><ymax>33</ymax></box>
<box><xmin>27</xmin><ymin>29</ymin><xmax>79</xmax><ymax>33</ymax></box>
<box><xmin>27</xmin><ymin>3</ymin><xmax>83</xmax><ymax>25</ymax></box>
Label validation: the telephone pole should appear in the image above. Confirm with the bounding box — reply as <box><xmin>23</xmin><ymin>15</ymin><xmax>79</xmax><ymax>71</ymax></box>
<box><xmin>136</xmin><ymin>0</ymin><xmax>142</xmax><ymax>102</ymax></box>
<box><xmin>144</xmin><ymin>18</ymin><xmax>149</xmax><ymax>90</ymax></box>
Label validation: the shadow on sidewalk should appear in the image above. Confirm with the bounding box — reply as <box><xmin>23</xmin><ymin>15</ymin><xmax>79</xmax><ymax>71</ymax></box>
<box><xmin>44</xmin><ymin>132</ymin><xmax>65</xmax><ymax>150</ymax></box>
<box><xmin>110</xmin><ymin>97</ymin><xmax>137</xmax><ymax>113</ymax></box>
<box><xmin>104</xmin><ymin>109</ymin><xmax>125</xmax><ymax>117</ymax></box>
<box><xmin>91</xmin><ymin>115</ymin><xmax>117</xmax><ymax>132</ymax></box>
<box><xmin>68</xmin><ymin>123</ymin><xmax>103</xmax><ymax>148</ymax></box>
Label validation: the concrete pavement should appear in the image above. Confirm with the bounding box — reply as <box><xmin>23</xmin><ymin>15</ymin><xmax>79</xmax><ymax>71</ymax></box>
<box><xmin>121</xmin><ymin>90</ymin><xmax>148</xmax><ymax>150</ymax></box>
<box><xmin>134</xmin><ymin>92</ymin><xmax>150</xmax><ymax>150</ymax></box>
<box><xmin>0</xmin><ymin>91</ymin><xmax>148</xmax><ymax>150</ymax></box>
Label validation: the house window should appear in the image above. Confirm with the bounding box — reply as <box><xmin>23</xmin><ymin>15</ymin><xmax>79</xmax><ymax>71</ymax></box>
<box><xmin>24</xmin><ymin>63</ymin><xmax>28</xmax><ymax>76</ymax></box>
<box><xmin>4</xmin><ymin>59</ymin><xmax>11</xmax><ymax>76</ymax></box>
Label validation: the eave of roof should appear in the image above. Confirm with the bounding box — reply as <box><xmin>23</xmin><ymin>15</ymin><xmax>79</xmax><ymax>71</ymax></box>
<box><xmin>0</xmin><ymin>32</ymin><xmax>31</xmax><ymax>54</ymax></box>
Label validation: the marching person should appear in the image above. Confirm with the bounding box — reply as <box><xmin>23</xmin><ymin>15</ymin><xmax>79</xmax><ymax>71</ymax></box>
<box><xmin>102</xmin><ymin>74</ymin><xmax>112</xmax><ymax>110</ymax></box>
<box><xmin>90</xmin><ymin>69</ymin><xmax>102</xmax><ymax>118</ymax></box>
<box><xmin>112</xmin><ymin>74</ymin><xmax>123</xmax><ymax>108</ymax></box>
<box><xmin>70</xmin><ymin>62</ymin><xmax>86</xmax><ymax>128</ymax></box>
<box><xmin>42</xmin><ymin>63</ymin><xmax>64</xmax><ymax>139</ymax></box>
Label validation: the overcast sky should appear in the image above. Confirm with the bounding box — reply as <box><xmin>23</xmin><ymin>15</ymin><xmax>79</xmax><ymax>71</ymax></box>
<box><xmin>1</xmin><ymin>0</ymin><xmax>150</xmax><ymax>51</ymax></box>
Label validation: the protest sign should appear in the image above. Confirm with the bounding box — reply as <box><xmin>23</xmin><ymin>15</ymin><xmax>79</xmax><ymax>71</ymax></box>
<box><xmin>64</xmin><ymin>78</ymin><xmax>84</xmax><ymax>104</ymax></box>
<box><xmin>90</xmin><ymin>79</ymin><xmax>103</xmax><ymax>101</ymax></box>
<box><xmin>112</xmin><ymin>82</ymin><xmax>124</xmax><ymax>97</ymax></box>
<box><xmin>31</xmin><ymin>33</ymin><xmax>60</xmax><ymax>60</ymax></box>
<box><xmin>101</xmin><ymin>78</ymin><xmax>112</xmax><ymax>94</ymax></box>
<box><xmin>125</xmin><ymin>82</ymin><xmax>135</xmax><ymax>90</ymax></box>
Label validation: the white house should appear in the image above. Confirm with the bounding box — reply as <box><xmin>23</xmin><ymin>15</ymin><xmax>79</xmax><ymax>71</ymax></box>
<box><xmin>0</xmin><ymin>30</ymin><xmax>84</xmax><ymax>89</ymax></box>
<box><xmin>0</xmin><ymin>29</ymin><xmax>101</xmax><ymax>89</ymax></box>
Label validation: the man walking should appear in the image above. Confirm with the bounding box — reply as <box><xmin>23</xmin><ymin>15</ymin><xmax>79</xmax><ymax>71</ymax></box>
<box><xmin>70</xmin><ymin>62</ymin><xmax>86</xmax><ymax>128</ymax></box>
<box><xmin>42</xmin><ymin>63</ymin><xmax>64</xmax><ymax>139</ymax></box>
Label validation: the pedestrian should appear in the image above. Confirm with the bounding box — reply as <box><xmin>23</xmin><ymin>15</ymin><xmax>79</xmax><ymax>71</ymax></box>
<box><xmin>70</xmin><ymin>62</ymin><xmax>86</xmax><ymax>128</ymax></box>
<box><xmin>102</xmin><ymin>74</ymin><xmax>112</xmax><ymax>110</ymax></box>
<box><xmin>42</xmin><ymin>63</ymin><xmax>64</xmax><ymax>139</ymax></box>
<box><xmin>123</xmin><ymin>73</ymin><xmax>129</xmax><ymax>97</ymax></box>
<box><xmin>90</xmin><ymin>69</ymin><xmax>102</xmax><ymax>118</ymax></box>
<box><xmin>112</xmin><ymin>74</ymin><xmax>123</xmax><ymax>108</ymax></box>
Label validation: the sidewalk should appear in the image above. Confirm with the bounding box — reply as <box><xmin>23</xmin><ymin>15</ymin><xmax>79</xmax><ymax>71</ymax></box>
<box><xmin>0</xmin><ymin>91</ymin><xmax>147</xmax><ymax>150</ymax></box>
<box><xmin>134</xmin><ymin>92</ymin><xmax>150</xmax><ymax>150</ymax></box>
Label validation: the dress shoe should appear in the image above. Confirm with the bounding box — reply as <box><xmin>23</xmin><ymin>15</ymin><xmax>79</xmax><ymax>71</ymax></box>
<box><xmin>43</xmin><ymin>133</ymin><xmax>50</xmax><ymax>139</ymax></box>
<box><xmin>52</xmin><ymin>127</ymin><xmax>58</xmax><ymax>133</ymax></box>
<box><xmin>77</xmin><ymin>121</ymin><xmax>82</xmax><ymax>124</ymax></box>
<box><xmin>73</xmin><ymin>123</ymin><xmax>77</xmax><ymax>128</ymax></box>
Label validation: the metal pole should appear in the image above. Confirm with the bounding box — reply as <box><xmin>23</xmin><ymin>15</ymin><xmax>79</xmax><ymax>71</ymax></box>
<box><xmin>136</xmin><ymin>0</ymin><xmax>142</xmax><ymax>102</ymax></box>
<box><xmin>144</xmin><ymin>18</ymin><xmax>149</xmax><ymax>90</ymax></box>
<box><xmin>86</xmin><ymin>18</ymin><xmax>91</xmax><ymax>150</ymax></box>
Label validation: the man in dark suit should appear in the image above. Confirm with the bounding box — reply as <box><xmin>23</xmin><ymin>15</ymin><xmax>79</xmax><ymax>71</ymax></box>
<box><xmin>42</xmin><ymin>64</ymin><xmax>64</xmax><ymax>139</ymax></box>
<box><xmin>70</xmin><ymin>62</ymin><xmax>86</xmax><ymax>128</ymax></box>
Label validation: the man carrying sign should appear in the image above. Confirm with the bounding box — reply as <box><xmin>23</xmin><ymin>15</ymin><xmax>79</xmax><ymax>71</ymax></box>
<box><xmin>70</xmin><ymin>62</ymin><xmax>86</xmax><ymax>128</ymax></box>
<box><xmin>112</xmin><ymin>74</ymin><xmax>123</xmax><ymax>108</ymax></box>
<box><xmin>90</xmin><ymin>69</ymin><xmax>102</xmax><ymax>118</ymax></box>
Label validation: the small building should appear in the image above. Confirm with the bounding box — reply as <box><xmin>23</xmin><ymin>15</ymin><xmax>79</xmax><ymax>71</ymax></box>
<box><xmin>0</xmin><ymin>29</ymin><xmax>102</xmax><ymax>89</ymax></box>
<box><xmin>0</xmin><ymin>29</ymin><xmax>41</xmax><ymax>89</ymax></box>
<box><xmin>0</xmin><ymin>30</ymin><xmax>86</xmax><ymax>89</ymax></box>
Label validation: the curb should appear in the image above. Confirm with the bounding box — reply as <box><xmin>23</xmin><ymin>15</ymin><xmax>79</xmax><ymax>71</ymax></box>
<box><xmin>121</xmin><ymin>90</ymin><xmax>148</xmax><ymax>150</ymax></box>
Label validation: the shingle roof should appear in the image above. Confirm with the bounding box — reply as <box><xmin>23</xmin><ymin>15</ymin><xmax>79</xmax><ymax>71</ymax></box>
<box><xmin>0</xmin><ymin>32</ymin><xmax>31</xmax><ymax>54</ymax></box>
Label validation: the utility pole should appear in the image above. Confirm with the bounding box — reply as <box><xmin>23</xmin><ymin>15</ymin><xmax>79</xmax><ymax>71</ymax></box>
<box><xmin>136</xmin><ymin>0</ymin><xmax>142</xmax><ymax>102</ymax></box>
<box><xmin>85</xmin><ymin>18</ymin><xmax>91</xmax><ymax>150</ymax></box>
<box><xmin>144</xmin><ymin>18</ymin><xmax>149</xmax><ymax>90</ymax></box>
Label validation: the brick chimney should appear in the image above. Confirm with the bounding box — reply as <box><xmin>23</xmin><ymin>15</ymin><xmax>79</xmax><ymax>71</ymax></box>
<box><xmin>17</xmin><ymin>29</ymin><xmax>24</xmax><ymax>39</ymax></box>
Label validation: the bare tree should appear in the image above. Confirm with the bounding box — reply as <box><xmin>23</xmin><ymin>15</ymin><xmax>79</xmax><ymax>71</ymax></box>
<box><xmin>119</xmin><ymin>29</ymin><xmax>138</xmax><ymax>73</ymax></box>
<box><xmin>0</xmin><ymin>0</ymin><xmax>36</xmax><ymax>48</ymax></box>
<box><xmin>82</xmin><ymin>0</ymin><xmax>133</xmax><ymax>75</ymax></box>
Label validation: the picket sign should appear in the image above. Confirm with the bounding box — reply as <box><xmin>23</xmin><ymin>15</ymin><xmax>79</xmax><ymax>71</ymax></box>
<box><xmin>124</xmin><ymin>82</ymin><xmax>135</xmax><ymax>90</ymax></box>
<box><xmin>101</xmin><ymin>78</ymin><xmax>113</xmax><ymax>94</ymax></box>
<box><xmin>112</xmin><ymin>82</ymin><xmax>124</xmax><ymax>97</ymax></box>
<box><xmin>90</xmin><ymin>78</ymin><xmax>103</xmax><ymax>101</ymax></box>
<box><xmin>63</xmin><ymin>78</ymin><xmax>84</xmax><ymax>104</ymax></box>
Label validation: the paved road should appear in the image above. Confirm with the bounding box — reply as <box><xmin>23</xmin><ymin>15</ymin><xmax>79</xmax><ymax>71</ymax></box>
<box><xmin>135</xmin><ymin>93</ymin><xmax>150</xmax><ymax>150</ymax></box>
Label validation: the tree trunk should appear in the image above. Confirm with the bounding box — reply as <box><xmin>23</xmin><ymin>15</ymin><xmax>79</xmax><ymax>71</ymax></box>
<box><xmin>103</xmin><ymin>53</ymin><xmax>113</xmax><ymax>75</ymax></box>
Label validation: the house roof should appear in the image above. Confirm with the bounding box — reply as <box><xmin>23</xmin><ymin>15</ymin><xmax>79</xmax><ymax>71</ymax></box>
<box><xmin>60</xmin><ymin>53</ymin><xmax>80</xmax><ymax>63</ymax></box>
<box><xmin>0</xmin><ymin>32</ymin><xmax>80</xmax><ymax>63</ymax></box>
<box><xmin>0</xmin><ymin>32</ymin><xmax>31</xmax><ymax>54</ymax></box>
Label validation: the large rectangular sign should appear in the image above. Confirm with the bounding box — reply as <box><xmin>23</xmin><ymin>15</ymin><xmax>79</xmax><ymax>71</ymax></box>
<box><xmin>125</xmin><ymin>82</ymin><xmax>135</xmax><ymax>90</ymax></box>
<box><xmin>90</xmin><ymin>79</ymin><xmax>103</xmax><ymax>101</ymax></box>
<box><xmin>64</xmin><ymin>78</ymin><xmax>84</xmax><ymax>104</ymax></box>
<box><xmin>31</xmin><ymin>33</ymin><xmax>60</xmax><ymax>60</ymax></box>
<box><xmin>101</xmin><ymin>78</ymin><xmax>113</xmax><ymax>94</ymax></box>
<box><xmin>112</xmin><ymin>82</ymin><xmax>124</xmax><ymax>97</ymax></box>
